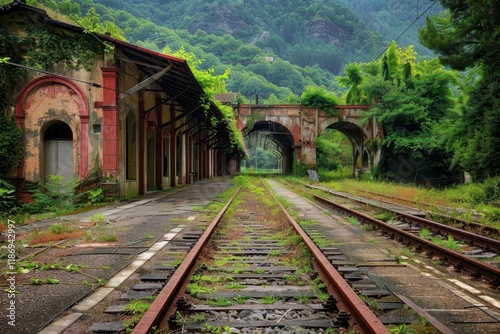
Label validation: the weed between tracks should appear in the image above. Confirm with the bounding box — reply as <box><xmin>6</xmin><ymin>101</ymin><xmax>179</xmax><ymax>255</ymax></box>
<box><xmin>175</xmin><ymin>176</ymin><xmax>339</xmax><ymax>332</ymax></box>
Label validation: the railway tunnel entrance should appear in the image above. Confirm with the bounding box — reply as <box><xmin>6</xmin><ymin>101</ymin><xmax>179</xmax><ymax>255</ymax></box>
<box><xmin>241</xmin><ymin>121</ymin><xmax>295</xmax><ymax>174</ymax></box>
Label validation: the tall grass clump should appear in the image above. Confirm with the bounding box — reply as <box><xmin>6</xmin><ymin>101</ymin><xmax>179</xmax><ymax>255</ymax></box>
<box><xmin>318</xmin><ymin>166</ymin><xmax>352</xmax><ymax>182</ymax></box>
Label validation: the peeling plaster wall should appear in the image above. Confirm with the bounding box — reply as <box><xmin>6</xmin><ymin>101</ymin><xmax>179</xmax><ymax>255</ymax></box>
<box><xmin>23</xmin><ymin>83</ymin><xmax>81</xmax><ymax>182</ymax></box>
<box><xmin>19</xmin><ymin>63</ymin><xmax>104</xmax><ymax>183</ymax></box>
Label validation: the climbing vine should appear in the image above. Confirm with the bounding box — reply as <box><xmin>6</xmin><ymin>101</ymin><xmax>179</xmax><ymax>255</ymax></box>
<box><xmin>0</xmin><ymin>115</ymin><xmax>23</xmax><ymax>178</ymax></box>
<box><xmin>245</xmin><ymin>111</ymin><xmax>265</xmax><ymax>132</ymax></box>
<box><xmin>0</xmin><ymin>18</ymin><xmax>103</xmax><ymax>108</ymax></box>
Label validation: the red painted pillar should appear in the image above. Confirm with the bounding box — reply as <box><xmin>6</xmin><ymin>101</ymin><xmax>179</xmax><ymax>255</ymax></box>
<box><xmin>101</xmin><ymin>67</ymin><xmax>119</xmax><ymax>178</ymax></box>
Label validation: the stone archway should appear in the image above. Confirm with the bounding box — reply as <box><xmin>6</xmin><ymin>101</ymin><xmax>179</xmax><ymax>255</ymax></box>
<box><xmin>15</xmin><ymin>75</ymin><xmax>89</xmax><ymax>180</ymax></box>
<box><xmin>320</xmin><ymin>121</ymin><xmax>369</xmax><ymax>175</ymax></box>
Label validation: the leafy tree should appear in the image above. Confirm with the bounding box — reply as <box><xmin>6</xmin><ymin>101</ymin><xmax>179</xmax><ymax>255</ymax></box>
<box><xmin>419</xmin><ymin>0</ymin><xmax>500</xmax><ymax>180</ymax></box>
<box><xmin>243</xmin><ymin>147</ymin><xmax>279</xmax><ymax>170</ymax></box>
<box><xmin>337</xmin><ymin>44</ymin><xmax>459</xmax><ymax>181</ymax></box>
<box><xmin>286</xmin><ymin>92</ymin><xmax>298</xmax><ymax>104</ymax></box>
<box><xmin>337</xmin><ymin>63</ymin><xmax>363</xmax><ymax>104</ymax></box>
<box><xmin>263</xmin><ymin>94</ymin><xmax>282</xmax><ymax>105</ymax></box>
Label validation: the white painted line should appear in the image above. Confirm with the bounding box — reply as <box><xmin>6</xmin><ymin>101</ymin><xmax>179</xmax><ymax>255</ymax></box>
<box><xmin>72</xmin><ymin>288</ymin><xmax>114</xmax><ymax>312</ymax></box>
<box><xmin>448</xmin><ymin>279</ymin><xmax>482</xmax><ymax>294</ymax></box>
<box><xmin>39</xmin><ymin>225</ymin><xmax>185</xmax><ymax>333</ymax></box>
<box><xmin>424</xmin><ymin>265</ymin><xmax>443</xmax><ymax>276</ymax></box>
<box><xmin>424</xmin><ymin>309</ymin><xmax>472</xmax><ymax>312</ymax></box>
<box><xmin>38</xmin><ymin>312</ymin><xmax>83</xmax><ymax>334</ymax></box>
<box><xmin>479</xmin><ymin>295</ymin><xmax>500</xmax><ymax>310</ymax></box>
<box><xmin>448</xmin><ymin>286</ymin><xmax>483</xmax><ymax>305</ymax></box>
<box><xmin>136</xmin><ymin>251</ymin><xmax>156</xmax><ymax>261</ymax></box>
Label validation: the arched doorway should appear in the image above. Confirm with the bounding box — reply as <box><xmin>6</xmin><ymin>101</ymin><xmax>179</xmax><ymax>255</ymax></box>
<box><xmin>44</xmin><ymin>121</ymin><xmax>73</xmax><ymax>182</ymax></box>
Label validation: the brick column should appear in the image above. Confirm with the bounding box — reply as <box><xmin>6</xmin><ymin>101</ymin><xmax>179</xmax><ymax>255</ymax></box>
<box><xmin>101</xmin><ymin>67</ymin><xmax>119</xmax><ymax>177</ymax></box>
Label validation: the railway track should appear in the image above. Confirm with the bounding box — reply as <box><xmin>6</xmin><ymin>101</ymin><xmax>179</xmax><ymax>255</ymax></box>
<box><xmin>85</xmin><ymin>178</ymin><xmax>455</xmax><ymax>334</ymax></box>
<box><xmin>353</xmin><ymin>188</ymin><xmax>499</xmax><ymax>238</ymax></box>
<box><xmin>78</xmin><ymin>177</ymin><xmax>500</xmax><ymax>334</ymax></box>
<box><xmin>129</xmin><ymin>181</ymin><xmax>388</xmax><ymax>333</ymax></box>
<box><xmin>289</xmin><ymin>183</ymin><xmax>500</xmax><ymax>286</ymax></box>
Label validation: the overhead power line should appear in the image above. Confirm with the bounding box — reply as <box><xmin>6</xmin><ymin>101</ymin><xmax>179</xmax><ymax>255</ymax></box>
<box><xmin>375</xmin><ymin>0</ymin><xmax>439</xmax><ymax>61</ymax></box>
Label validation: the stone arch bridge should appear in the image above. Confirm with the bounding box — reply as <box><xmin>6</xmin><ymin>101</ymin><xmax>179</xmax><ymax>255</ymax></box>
<box><xmin>234</xmin><ymin>104</ymin><xmax>382</xmax><ymax>174</ymax></box>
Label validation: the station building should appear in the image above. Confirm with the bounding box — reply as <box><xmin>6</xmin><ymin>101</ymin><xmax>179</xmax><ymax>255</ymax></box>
<box><xmin>1</xmin><ymin>1</ymin><xmax>243</xmax><ymax>199</ymax></box>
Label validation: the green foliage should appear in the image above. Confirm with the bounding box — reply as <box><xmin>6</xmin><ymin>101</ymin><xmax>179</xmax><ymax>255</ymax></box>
<box><xmin>0</xmin><ymin>116</ymin><xmax>23</xmax><ymax>177</ymax></box>
<box><xmin>318</xmin><ymin>167</ymin><xmax>353</xmax><ymax>182</ymax></box>
<box><xmin>123</xmin><ymin>300</ymin><xmax>151</xmax><ymax>315</ymax></box>
<box><xmin>431</xmin><ymin>234</ymin><xmax>460</xmax><ymax>251</ymax></box>
<box><xmin>96</xmin><ymin>233</ymin><xmax>117</xmax><ymax>242</ymax></box>
<box><xmin>292</xmin><ymin>159</ymin><xmax>308</xmax><ymax>177</ymax></box>
<box><xmin>419</xmin><ymin>1</ymin><xmax>500</xmax><ymax>180</ymax></box>
<box><xmin>301</xmin><ymin>85</ymin><xmax>339</xmax><ymax>116</ymax></box>
<box><xmin>50</xmin><ymin>223</ymin><xmax>75</xmax><ymax>235</ymax></box>
<box><xmin>316</xmin><ymin>129</ymin><xmax>352</xmax><ymax>171</ymax></box>
<box><xmin>207</xmin><ymin>297</ymin><xmax>232</xmax><ymax>307</ymax></box>
<box><xmin>418</xmin><ymin>228</ymin><xmax>430</xmax><ymax>239</ymax></box>
<box><xmin>242</xmin><ymin>147</ymin><xmax>280</xmax><ymax>171</ymax></box>
<box><xmin>86</xmin><ymin>188</ymin><xmax>106</xmax><ymax>204</ymax></box>
<box><xmin>0</xmin><ymin>10</ymin><xmax>104</xmax><ymax>107</ymax></box>
<box><xmin>335</xmin><ymin>43</ymin><xmax>460</xmax><ymax>182</ymax></box>
<box><xmin>27</xmin><ymin>175</ymin><xmax>76</xmax><ymax>214</ymax></box>
<box><xmin>0</xmin><ymin>178</ymin><xmax>17</xmax><ymax>211</ymax></box>
<box><xmin>388</xmin><ymin>324</ymin><xmax>418</xmax><ymax>334</ymax></box>
<box><xmin>90</xmin><ymin>213</ymin><xmax>106</xmax><ymax>224</ymax></box>
<box><xmin>41</xmin><ymin>0</ymin><xmax>357</xmax><ymax>100</ymax></box>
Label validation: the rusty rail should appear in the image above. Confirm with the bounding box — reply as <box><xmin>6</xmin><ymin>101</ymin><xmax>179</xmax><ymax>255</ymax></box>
<box><xmin>356</xmin><ymin>188</ymin><xmax>499</xmax><ymax>238</ymax></box>
<box><xmin>131</xmin><ymin>186</ymin><xmax>241</xmax><ymax>334</ymax></box>
<box><xmin>261</xmin><ymin>178</ymin><xmax>391</xmax><ymax>333</ymax></box>
<box><xmin>276</xmin><ymin>199</ymin><xmax>389</xmax><ymax>333</ymax></box>
<box><xmin>396</xmin><ymin>211</ymin><xmax>500</xmax><ymax>253</ymax></box>
<box><xmin>313</xmin><ymin>194</ymin><xmax>500</xmax><ymax>286</ymax></box>
<box><xmin>308</xmin><ymin>184</ymin><xmax>499</xmax><ymax>244</ymax></box>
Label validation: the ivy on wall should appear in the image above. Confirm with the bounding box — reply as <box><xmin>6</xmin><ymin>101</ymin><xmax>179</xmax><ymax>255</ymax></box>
<box><xmin>0</xmin><ymin>15</ymin><xmax>103</xmax><ymax>108</ymax></box>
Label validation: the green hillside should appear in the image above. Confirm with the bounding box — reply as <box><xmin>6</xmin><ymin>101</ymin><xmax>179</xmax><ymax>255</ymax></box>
<box><xmin>37</xmin><ymin>0</ymin><xmax>442</xmax><ymax>100</ymax></box>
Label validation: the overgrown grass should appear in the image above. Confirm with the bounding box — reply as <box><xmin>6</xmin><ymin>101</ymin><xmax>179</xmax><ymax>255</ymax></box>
<box><xmin>431</xmin><ymin>234</ymin><xmax>461</xmax><ymax>250</ymax></box>
<box><xmin>330</xmin><ymin>176</ymin><xmax>500</xmax><ymax>229</ymax></box>
<box><xmin>29</xmin><ymin>224</ymin><xmax>83</xmax><ymax>245</ymax></box>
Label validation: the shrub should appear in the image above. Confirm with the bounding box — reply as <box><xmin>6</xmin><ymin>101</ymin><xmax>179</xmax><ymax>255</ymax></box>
<box><xmin>27</xmin><ymin>175</ymin><xmax>76</xmax><ymax>214</ymax></box>
<box><xmin>301</xmin><ymin>85</ymin><xmax>339</xmax><ymax>116</ymax></box>
<box><xmin>0</xmin><ymin>178</ymin><xmax>17</xmax><ymax>212</ymax></box>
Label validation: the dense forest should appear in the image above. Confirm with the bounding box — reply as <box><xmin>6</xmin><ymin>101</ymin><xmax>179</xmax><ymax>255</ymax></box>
<box><xmin>32</xmin><ymin>0</ymin><xmax>442</xmax><ymax>101</ymax></box>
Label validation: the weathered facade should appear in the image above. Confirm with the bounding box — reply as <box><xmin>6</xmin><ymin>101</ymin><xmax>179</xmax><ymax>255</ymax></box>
<box><xmin>1</xmin><ymin>1</ymin><xmax>242</xmax><ymax>199</ymax></box>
